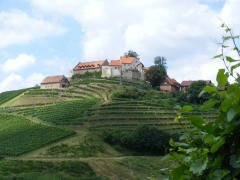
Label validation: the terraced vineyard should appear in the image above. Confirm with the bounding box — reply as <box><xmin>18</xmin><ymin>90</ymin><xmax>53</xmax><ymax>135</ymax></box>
<box><xmin>0</xmin><ymin>77</ymin><xmax>218</xmax><ymax>179</ymax></box>
<box><xmin>0</xmin><ymin>88</ymin><xmax>30</xmax><ymax>106</ymax></box>
<box><xmin>88</xmin><ymin>99</ymin><xmax>217</xmax><ymax>133</ymax></box>
<box><xmin>12</xmin><ymin>99</ymin><xmax>100</xmax><ymax>125</ymax></box>
<box><xmin>0</xmin><ymin>114</ymin><xmax>74</xmax><ymax>156</ymax></box>
<box><xmin>4</xmin><ymin>81</ymin><xmax>119</xmax><ymax>107</ymax></box>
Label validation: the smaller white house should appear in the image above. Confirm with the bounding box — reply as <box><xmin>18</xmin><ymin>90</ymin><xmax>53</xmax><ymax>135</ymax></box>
<box><xmin>102</xmin><ymin>56</ymin><xmax>145</xmax><ymax>80</ymax></box>
<box><xmin>40</xmin><ymin>75</ymin><xmax>69</xmax><ymax>89</ymax></box>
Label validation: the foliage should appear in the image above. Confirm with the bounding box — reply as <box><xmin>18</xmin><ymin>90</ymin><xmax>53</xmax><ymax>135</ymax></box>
<box><xmin>72</xmin><ymin>71</ymin><xmax>102</xmax><ymax>79</ymax></box>
<box><xmin>154</xmin><ymin>56</ymin><xmax>167</xmax><ymax>69</ymax></box>
<box><xmin>0</xmin><ymin>160</ymin><xmax>99</xmax><ymax>179</ymax></box>
<box><xmin>0</xmin><ymin>114</ymin><xmax>74</xmax><ymax>156</ymax></box>
<box><xmin>145</xmin><ymin>65</ymin><xmax>167</xmax><ymax>87</ymax></box>
<box><xmin>174</xmin><ymin>81</ymin><xmax>211</xmax><ymax>105</ymax></box>
<box><xmin>124</xmin><ymin>50</ymin><xmax>139</xmax><ymax>59</ymax></box>
<box><xmin>187</xmin><ymin>80</ymin><xmax>211</xmax><ymax>104</ymax></box>
<box><xmin>166</xmin><ymin>24</ymin><xmax>240</xmax><ymax>179</ymax></box>
<box><xmin>46</xmin><ymin>134</ymin><xmax>105</xmax><ymax>157</ymax></box>
<box><xmin>111</xmin><ymin>86</ymin><xmax>146</xmax><ymax>100</ymax></box>
<box><xmin>103</xmin><ymin>125</ymin><xmax>175</xmax><ymax>155</ymax></box>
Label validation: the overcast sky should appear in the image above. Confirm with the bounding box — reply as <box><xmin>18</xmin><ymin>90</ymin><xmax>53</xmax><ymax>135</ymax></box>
<box><xmin>0</xmin><ymin>0</ymin><xmax>239</xmax><ymax>92</ymax></box>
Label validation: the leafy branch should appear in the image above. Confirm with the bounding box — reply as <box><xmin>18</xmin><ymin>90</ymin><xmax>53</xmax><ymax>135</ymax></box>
<box><xmin>165</xmin><ymin>24</ymin><xmax>240</xmax><ymax>179</ymax></box>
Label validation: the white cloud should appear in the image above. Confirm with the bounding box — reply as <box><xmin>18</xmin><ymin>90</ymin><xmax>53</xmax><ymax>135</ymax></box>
<box><xmin>0</xmin><ymin>10</ymin><xmax>66</xmax><ymax>48</ymax></box>
<box><xmin>1</xmin><ymin>54</ymin><xmax>36</xmax><ymax>73</ymax></box>
<box><xmin>0</xmin><ymin>73</ymin><xmax>44</xmax><ymax>92</ymax></box>
<box><xmin>220</xmin><ymin>0</ymin><xmax>240</xmax><ymax>34</ymax></box>
<box><xmin>28</xmin><ymin>0</ymin><xmax>224</xmax><ymax>82</ymax></box>
<box><xmin>0</xmin><ymin>74</ymin><xmax>23</xmax><ymax>92</ymax></box>
<box><xmin>23</xmin><ymin>73</ymin><xmax>44</xmax><ymax>87</ymax></box>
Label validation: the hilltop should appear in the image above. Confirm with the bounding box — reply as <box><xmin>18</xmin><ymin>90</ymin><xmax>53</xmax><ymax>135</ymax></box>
<box><xmin>0</xmin><ymin>77</ymin><xmax>217</xmax><ymax>179</ymax></box>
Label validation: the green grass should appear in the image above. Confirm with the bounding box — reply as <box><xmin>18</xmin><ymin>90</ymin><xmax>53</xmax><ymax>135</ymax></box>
<box><xmin>88</xmin><ymin>157</ymin><xmax>171</xmax><ymax>179</ymax></box>
<box><xmin>14</xmin><ymin>99</ymin><xmax>100</xmax><ymax>125</ymax></box>
<box><xmin>0</xmin><ymin>160</ymin><xmax>99</xmax><ymax>179</ymax></box>
<box><xmin>44</xmin><ymin>130</ymin><xmax>120</xmax><ymax>158</ymax></box>
<box><xmin>0</xmin><ymin>114</ymin><xmax>74</xmax><ymax>156</ymax></box>
<box><xmin>0</xmin><ymin>88</ymin><xmax>29</xmax><ymax>105</ymax></box>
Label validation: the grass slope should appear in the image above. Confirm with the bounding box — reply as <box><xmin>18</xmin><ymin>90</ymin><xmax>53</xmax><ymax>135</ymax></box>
<box><xmin>0</xmin><ymin>77</ymin><xmax>218</xmax><ymax>179</ymax></box>
<box><xmin>0</xmin><ymin>88</ymin><xmax>29</xmax><ymax>106</ymax></box>
<box><xmin>0</xmin><ymin>160</ymin><xmax>99</xmax><ymax>179</ymax></box>
<box><xmin>0</xmin><ymin>114</ymin><xmax>74</xmax><ymax>156</ymax></box>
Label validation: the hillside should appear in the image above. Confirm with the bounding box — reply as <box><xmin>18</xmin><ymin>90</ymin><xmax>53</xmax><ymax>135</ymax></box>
<box><xmin>0</xmin><ymin>77</ymin><xmax>217</xmax><ymax>179</ymax></box>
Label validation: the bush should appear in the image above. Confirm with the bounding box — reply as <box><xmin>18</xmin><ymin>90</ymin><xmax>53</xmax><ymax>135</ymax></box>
<box><xmin>111</xmin><ymin>87</ymin><xmax>146</xmax><ymax>100</ymax></box>
<box><xmin>72</xmin><ymin>71</ymin><xmax>101</xmax><ymax>79</ymax></box>
<box><xmin>102</xmin><ymin>125</ymin><xmax>177</xmax><ymax>155</ymax></box>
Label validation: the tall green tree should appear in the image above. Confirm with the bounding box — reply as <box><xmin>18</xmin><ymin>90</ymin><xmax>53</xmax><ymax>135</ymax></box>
<box><xmin>154</xmin><ymin>56</ymin><xmax>167</xmax><ymax>69</ymax></box>
<box><xmin>124</xmin><ymin>50</ymin><xmax>139</xmax><ymax>59</ymax></box>
<box><xmin>145</xmin><ymin>56</ymin><xmax>167</xmax><ymax>87</ymax></box>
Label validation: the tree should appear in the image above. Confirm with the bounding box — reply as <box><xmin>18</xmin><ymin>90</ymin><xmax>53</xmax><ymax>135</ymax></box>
<box><xmin>145</xmin><ymin>56</ymin><xmax>168</xmax><ymax>87</ymax></box>
<box><xmin>124</xmin><ymin>50</ymin><xmax>139</xmax><ymax>59</ymax></box>
<box><xmin>154</xmin><ymin>56</ymin><xmax>167</xmax><ymax>69</ymax></box>
<box><xmin>166</xmin><ymin>24</ymin><xmax>240</xmax><ymax>179</ymax></box>
<box><xmin>187</xmin><ymin>80</ymin><xmax>210</xmax><ymax>104</ymax></box>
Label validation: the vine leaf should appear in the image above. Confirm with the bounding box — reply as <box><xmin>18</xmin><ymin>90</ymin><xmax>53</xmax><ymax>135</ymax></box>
<box><xmin>226</xmin><ymin>56</ymin><xmax>239</xmax><ymax>63</ymax></box>
<box><xmin>210</xmin><ymin>138</ymin><xmax>225</xmax><ymax>153</ymax></box>
<box><xmin>189</xmin><ymin>157</ymin><xmax>208</xmax><ymax>175</ymax></box>
<box><xmin>216</xmin><ymin>69</ymin><xmax>228</xmax><ymax>87</ymax></box>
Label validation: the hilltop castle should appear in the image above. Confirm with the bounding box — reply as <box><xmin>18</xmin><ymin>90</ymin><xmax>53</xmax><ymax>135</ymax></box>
<box><xmin>72</xmin><ymin>56</ymin><xmax>145</xmax><ymax>80</ymax></box>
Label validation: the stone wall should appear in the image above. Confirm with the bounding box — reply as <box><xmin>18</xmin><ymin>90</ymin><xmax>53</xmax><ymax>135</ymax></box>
<box><xmin>41</xmin><ymin>81</ymin><xmax>69</xmax><ymax>89</ymax></box>
<box><xmin>160</xmin><ymin>85</ymin><xmax>177</xmax><ymax>93</ymax></box>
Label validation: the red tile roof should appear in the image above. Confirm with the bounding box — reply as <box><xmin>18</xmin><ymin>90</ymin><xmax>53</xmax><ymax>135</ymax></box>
<box><xmin>165</xmin><ymin>77</ymin><xmax>180</xmax><ymax>87</ymax></box>
<box><xmin>181</xmin><ymin>80</ymin><xmax>212</xmax><ymax>87</ymax></box>
<box><xmin>109</xmin><ymin>57</ymin><xmax>137</xmax><ymax>66</ymax></box>
<box><xmin>73</xmin><ymin>60</ymin><xmax>105</xmax><ymax>70</ymax></box>
<box><xmin>41</xmin><ymin>75</ymin><xmax>68</xmax><ymax>84</ymax></box>
<box><xmin>109</xmin><ymin>60</ymin><xmax>121</xmax><ymax>66</ymax></box>
<box><xmin>120</xmin><ymin>56</ymin><xmax>136</xmax><ymax>64</ymax></box>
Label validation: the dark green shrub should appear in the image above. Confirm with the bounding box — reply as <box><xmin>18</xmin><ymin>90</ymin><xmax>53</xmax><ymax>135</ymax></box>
<box><xmin>111</xmin><ymin>87</ymin><xmax>146</xmax><ymax>100</ymax></box>
<box><xmin>102</xmin><ymin>125</ymin><xmax>177</xmax><ymax>155</ymax></box>
<box><xmin>72</xmin><ymin>71</ymin><xmax>101</xmax><ymax>80</ymax></box>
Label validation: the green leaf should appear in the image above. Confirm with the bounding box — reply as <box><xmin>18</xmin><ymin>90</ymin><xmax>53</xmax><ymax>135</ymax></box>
<box><xmin>199</xmin><ymin>85</ymin><xmax>217</xmax><ymax>98</ymax></box>
<box><xmin>210</xmin><ymin>169</ymin><xmax>230</xmax><ymax>179</ymax></box>
<box><xmin>203</xmin><ymin>134</ymin><xmax>216</xmax><ymax>145</ymax></box>
<box><xmin>189</xmin><ymin>115</ymin><xmax>205</xmax><ymax>129</ymax></box>
<box><xmin>189</xmin><ymin>157</ymin><xmax>208</xmax><ymax>175</ymax></box>
<box><xmin>231</xmin><ymin>63</ymin><xmax>240</xmax><ymax>73</ymax></box>
<box><xmin>216</xmin><ymin>69</ymin><xmax>228</xmax><ymax>87</ymax></box>
<box><xmin>227</xmin><ymin>108</ymin><xmax>236</xmax><ymax>122</ymax></box>
<box><xmin>203</xmin><ymin>86</ymin><xmax>217</xmax><ymax>93</ymax></box>
<box><xmin>170</xmin><ymin>165</ymin><xmax>186</xmax><ymax>180</ymax></box>
<box><xmin>201</xmin><ymin>99</ymin><xmax>218</xmax><ymax>110</ymax></box>
<box><xmin>213</xmin><ymin>54</ymin><xmax>222</xmax><ymax>59</ymax></box>
<box><xmin>169</xmin><ymin>138</ymin><xmax>176</xmax><ymax>147</ymax></box>
<box><xmin>222</xmin><ymin>45</ymin><xmax>229</xmax><ymax>48</ymax></box>
<box><xmin>225</xmin><ymin>27</ymin><xmax>231</xmax><ymax>32</ymax></box>
<box><xmin>233</xmin><ymin>47</ymin><xmax>239</xmax><ymax>51</ymax></box>
<box><xmin>221</xmin><ymin>98</ymin><xmax>232</xmax><ymax>112</ymax></box>
<box><xmin>211</xmin><ymin>138</ymin><xmax>225</xmax><ymax>153</ymax></box>
<box><xmin>226</xmin><ymin>56</ymin><xmax>239</xmax><ymax>62</ymax></box>
<box><xmin>182</xmin><ymin>105</ymin><xmax>193</xmax><ymax>112</ymax></box>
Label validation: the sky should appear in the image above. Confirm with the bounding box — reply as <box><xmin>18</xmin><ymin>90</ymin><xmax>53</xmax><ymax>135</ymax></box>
<box><xmin>0</xmin><ymin>0</ymin><xmax>239</xmax><ymax>92</ymax></box>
